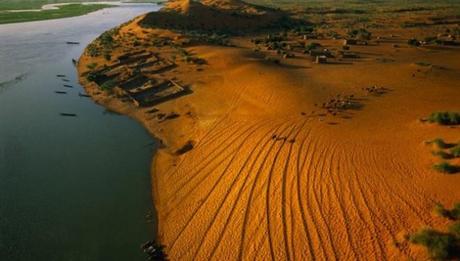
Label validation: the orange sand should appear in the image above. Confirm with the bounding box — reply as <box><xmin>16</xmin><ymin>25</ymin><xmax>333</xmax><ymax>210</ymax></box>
<box><xmin>78</xmin><ymin>2</ymin><xmax>460</xmax><ymax>260</ymax></box>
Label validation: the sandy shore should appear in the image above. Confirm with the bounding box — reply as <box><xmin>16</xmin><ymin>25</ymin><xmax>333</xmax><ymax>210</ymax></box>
<box><xmin>78</xmin><ymin>6</ymin><xmax>460</xmax><ymax>260</ymax></box>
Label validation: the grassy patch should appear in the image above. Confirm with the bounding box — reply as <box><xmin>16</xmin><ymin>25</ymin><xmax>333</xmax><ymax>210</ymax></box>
<box><xmin>450</xmin><ymin>145</ymin><xmax>460</xmax><ymax>158</ymax></box>
<box><xmin>305</xmin><ymin>42</ymin><xmax>321</xmax><ymax>51</ymax></box>
<box><xmin>347</xmin><ymin>28</ymin><xmax>372</xmax><ymax>40</ymax></box>
<box><xmin>451</xmin><ymin>204</ymin><xmax>460</xmax><ymax>220</ymax></box>
<box><xmin>85</xmin><ymin>27</ymin><xmax>120</xmax><ymax>57</ymax></box>
<box><xmin>434</xmin><ymin>203</ymin><xmax>460</xmax><ymax>220</ymax></box>
<box><xmin>186</xmin><ymin>32</ymin><xmax>231</xmax><ymax>46</ymax></box>
<box><xmin>99</xmin><ymin>79</ymin><xmax>117</xmax><ymax>91</ymax></box>
<box><xmin>0</xmin><ymin>4</ymin><xmax>111</xmax><ymax>24</ymax></box>
<box><xmin>86</xmin><ymin>63</ymin><xmax>98</xmax><ymax>70</ymax></box>
<box><xmin>104</xmin><ymin>53</ymin><xmax>112</xmax><ymax>61</ymax></box>
<box><xmin>434</xmin><ymin>203</ymin><xmax>451</xmax><ymax>218</ymax></box>
<box><xmin>413</xmin><ymin>203</ymin><xmax>460</xmax><ymax>259</ymax></box>
<box><xmin>432</xmin><ymin>151</ymin><xmax>455</xmax><ymax>160</ymax></box>
<box><xmin>433</xmin><ymin>162</ymin><xmax>460</xmax><ymax>174</ymax></box>
<box><xmin>449</xmin><ymin>222</ymin><xmax>460</xmax><ymax>237</ymax></box>
<box><xmin>0</xmin><ymin>0</ymin><xmax>162</xmax><ymax>11</ymax></box>
<box><xmin>264</xmin><ymin>56</ymin><xmax>281</xmax><ymax>65</ymax></box>
<box><xmin>86</xmin><ymin>69</ymin><xmax>106</xmax><ymax>83</ymax></box>
<box><xmin>0</xmin><ymin>0</ymin><xmax>80</xmax><ymax>11</ymax></box>
<box><xmin>408</xmin><ymin>38</ymin><xmax>421</xmax><ymax>46</ymax></box>
<box><xmin>429</xmin><ymin>138</ymin><xmax>456</xmax><ymax>149</ymax></box>
<box><xmin>409</xmin><ymin>228</ymin><xmax>457</xmax><ymax>260</ymax></box>
<box><xmin>415</xmin><ymin>61</ymin><xmax>432</xmax><ymax>67</ymax></box>
<box><xmin>428</xmin><ymin>112</ymin><xmax>460</xmax><ymax>126</ymax></box>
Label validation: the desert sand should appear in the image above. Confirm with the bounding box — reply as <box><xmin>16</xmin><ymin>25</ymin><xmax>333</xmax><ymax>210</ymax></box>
<box><xmin>78</xmin><ymin>0</ymin><xmax>460</xmax><ymax>259</ymax></box>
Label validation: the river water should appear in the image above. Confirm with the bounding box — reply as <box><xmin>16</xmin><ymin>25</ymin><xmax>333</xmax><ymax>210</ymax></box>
<box><xmin>0</xmin><ymin>4</ymin><xmax>160</xmax><ymax>261</ymax></box>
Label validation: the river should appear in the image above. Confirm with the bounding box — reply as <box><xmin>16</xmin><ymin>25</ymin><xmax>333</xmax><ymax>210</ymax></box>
<box><xmin>0</xmin><ymin>4</ymin><xmax>160</xmax><ymax>261</ymax></box>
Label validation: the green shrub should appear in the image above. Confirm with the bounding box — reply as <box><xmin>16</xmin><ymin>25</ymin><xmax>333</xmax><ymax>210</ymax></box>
<box><xmin>449</xmin><ymin>222</ymin><xmax>460</xmax><ymax>237</ymax></box>
<box><xmin>175</xmin><ymin>47</ymin><xmax>190</xmax><ymax>57</ymax></box>
<box><xmin>100</xmin><ymin>80</ymin><xmax>117</xmax><ymax>91</ymax></box>
<box><xmin>265</xmin><ymin>56</ymin><xmax>280</xmax><ymax>64</ymax></box>
<box><xmin>433</xmin><ymin>162</ymin><xmax>459</xmax><ymax>174</ymax></box>
<box><xmin>434</xmin><ymin>203</ymin><xmax>450</xmax><ymax>218</ymax></box>
<box><xmin>451</xmin><ymin>203</ymin><xmax>460</xmax><ymax>220</ymax></box>
<box><xmin>86</xmin><ymin>63</ymin><xmax>97</xmax><ymax>70</ymax></box>
<box><xmin>87</xmin><ymin>43</ymin><xmax>101</xmax><ymax>57</ymax></box>
<box><xmin>432</xmin><ymin>151</ymin><xmax>454</xmax><ymax>160</ymax></box>
<box><xmin>450</xmin><ymin>145</ymin><xmax>460</xmax><ymax>158</ymax></box>
<box><xmin>424</xmin><ymin>36</ymin><xmax>437</xmax><ymax>43</ymax></box>
<box><xmin>431</xmin><ymin>138</ymin><xmax>455</xmax><ymax>149</ymax></box>
<box><xmin>415</xmin><ymin>61</ymin><xmax>432</xmax><ymax>67</ymax></box>
<box><xmin>428</xmin><ymin>112</ymin><xmax>460</xmax><ymax>125</ymax></box>
<box><xmin>98</xmin><ymin>28</ymin><xmax>118</xmax><ymax>49</ymax></box>
<box><xmin>86</xmin><ymin>71</ymin><xmax>101</xmax><ymax>82</ymax></box>
<box><xmin>305</xmin><ymin>42</ymin><xmax>321</xmax><ymax>51</ymax></box>
<box><xmin>408</xmin><ymin>38</ymin><xmax>420</xmax><ymax>46</ymax></box>
<box><xmin>100</xmin><ymin>32</ymin><xmax>114</xmax><ymax>45</ymax></box>
<box><xmin>189</xmin><ymin>32</ymin><xmax>230</xmax><ymax>46</ymax></box>
<box><xmin>409</xmin><ymin>228</ymin><xmax>456</xmax><ymax>260</ymax></box>
<box><xmin>291</xmin><ymin>25</ymin><xmax>315</xmax><ymax>34</ymax></box>
<box><xmin>348</xmin><ymin>28</ymin><xmax>372</xmax><ymax>40</ymax></box>
<box><xmin>434</xmin><ymin>203</ymin><xmax>460</xmax><ymax>220</ymax></box>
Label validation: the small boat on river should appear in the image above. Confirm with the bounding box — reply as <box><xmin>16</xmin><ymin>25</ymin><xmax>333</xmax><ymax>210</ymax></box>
<box><xmin>59</xmin><ymin>113</ymin><xmax>77</xmax><ymax>117</ymax></box>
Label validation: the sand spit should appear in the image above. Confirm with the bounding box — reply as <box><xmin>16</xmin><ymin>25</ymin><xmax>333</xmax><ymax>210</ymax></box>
<box><xmin>78</xmin><ymin>1</ymin><xmax>460</xmax><ymax>259</ymax></box>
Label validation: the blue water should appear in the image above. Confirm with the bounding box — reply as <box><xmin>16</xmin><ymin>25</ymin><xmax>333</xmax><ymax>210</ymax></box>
<box><xmin>0</xmin><ymin>4</ymin><xmax>160</xmax><ymax>261</ymax></box>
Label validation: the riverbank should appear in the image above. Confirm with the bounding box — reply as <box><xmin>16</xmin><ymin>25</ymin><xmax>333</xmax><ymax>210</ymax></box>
<box><xmin>0</xmin><ymin>1</ymin><xmax>164</xmax><ymax>24</ymax></box>
<box><xmin>78</xmin><ymin>0</ymin><xmax>460</xmax><ymax>260</ymax></box>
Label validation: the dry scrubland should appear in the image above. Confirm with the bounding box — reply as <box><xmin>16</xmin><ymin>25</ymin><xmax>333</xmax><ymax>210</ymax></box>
<box><xmin>78</xmin><ymin>0</ymin><xmax>460</xmax><ymax>259</ymax></box>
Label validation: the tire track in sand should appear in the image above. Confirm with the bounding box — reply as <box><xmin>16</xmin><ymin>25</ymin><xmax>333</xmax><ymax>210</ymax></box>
<box><xmin>165</xmin><ymin>120</ymin><xmax>246</xmax><ymax>183</ymax></box>
<box><xmin>237</xmin><ymin>122</ymin><xmax>298</xmax><ymax>260</ymax></box>
<box><xmin>265</xmin><ymin>123</ymin><xmax>300</xmax><ymax>261</ymax></box>
<box><xmin>294</xmin><ymin>129</ymin><xmax>324</xmax><ymax>260</ymax></box>
<box><xmin>306</xmin><ymin>140</ymin><xmax>339</xmax><ymax>260</ymax></box>
<box><xmin>200</xmin><ymin>122</ymin><xmax>291</xmax><ymax>260</ymax></box>
<box><xmin>326</xmin><ymin>146</ymin><xmax>360</xmax><ymax>260</ymax></box>
<box><xmin>164</xmin><ymin>120</ymin><xmax>271</xmax><ymax>211</ymax></box>
<box><xmin>338</xmin><ymin>145</ymin><xmax>386</xmax><ymax>259</ymax></box>
<box><xmin>166</xmin><ymin>120</ymin><xmax>277</xmax><ymax>253</ymax></box>
<box><xmin>160</xmin><ymin>117</ymin><xmax>439</xmax><ymax>260</ymax></box>
<box><xmin>289</xmin><ymin>124</ymin><xmax>316</xmax><ymax>260</ymax></box>
<box><xmin>280</xmin><ymin>119</ymin><xmax>310</xmax><ymax>261</ymax></box>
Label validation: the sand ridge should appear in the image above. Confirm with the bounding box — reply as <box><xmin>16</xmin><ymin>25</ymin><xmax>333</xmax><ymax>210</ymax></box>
<box><xmin>78</xmin><ymin>1</ymin><xmax>460</xmax><ymax>259</ymax></box>
<box><xmin>139</xmin><ymin>0</ymin><xmax>301</xmax><ymax>34</ymax></box>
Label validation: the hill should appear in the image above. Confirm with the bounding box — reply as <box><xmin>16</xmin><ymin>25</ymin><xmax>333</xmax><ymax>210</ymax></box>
<box><xmin>139</xmin><ymin>0</ymin><xmax>305</xmax><ymax>34</ymax></box>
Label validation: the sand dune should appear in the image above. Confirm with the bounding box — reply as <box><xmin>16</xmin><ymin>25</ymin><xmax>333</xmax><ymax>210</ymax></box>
<box><xmin>140</xmin><ymin>0</ymin><xmax>301</xmax><ymax>34</ymax></box>
<box><xmin>149</xmin><ymin>47</ymin><xmax>459</xmax><ymax>260</ymax></box>
<box><xmin>78</xmin><ymin>1</ymin><xmax>460</xmax><ymax>259</ymax></box>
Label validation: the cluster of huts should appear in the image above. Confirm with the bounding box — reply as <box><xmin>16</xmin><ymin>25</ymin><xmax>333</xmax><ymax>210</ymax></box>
<box><xmin>251</xmin><ymin>33</ymin><xmax>362</xmax><ymax>64</ymax></box>
<box><xmin>86</xmin><ymin>51</ymin><xmax>188</xmax><ymax>107</ymax></box>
